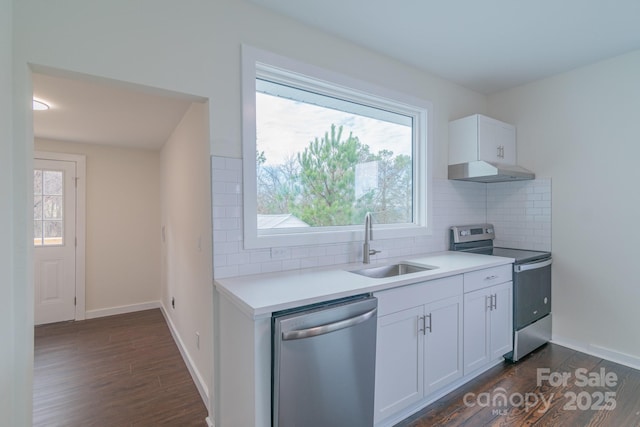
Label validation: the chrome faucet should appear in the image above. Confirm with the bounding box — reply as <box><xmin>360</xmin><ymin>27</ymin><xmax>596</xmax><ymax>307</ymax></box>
<box><xmin>363</xmin><ymin>212</ymin><xmax>381</xmax><ymax>264</ymax></box>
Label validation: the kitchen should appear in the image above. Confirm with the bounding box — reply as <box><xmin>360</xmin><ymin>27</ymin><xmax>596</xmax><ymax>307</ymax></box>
<box><xmin>4</xmin><ymin>0</ymin><xmax>640</xmax><ymax>426</ymax></box>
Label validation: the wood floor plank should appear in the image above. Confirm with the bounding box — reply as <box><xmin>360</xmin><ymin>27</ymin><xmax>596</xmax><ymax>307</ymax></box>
<box><xmin>34</xmin><ymin>309</ymin><xmax>208</xmax><ymax>427</ymax></box>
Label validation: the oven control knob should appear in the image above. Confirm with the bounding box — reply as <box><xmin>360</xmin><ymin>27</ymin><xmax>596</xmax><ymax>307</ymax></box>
<box><xmin>486</xmin><ymin>228</ymin><xmax>494</xmax><ymax>234</ymax></box>
<box><xmin>460</xmin><ymin>230</ymin><xmax>470</xmax><ymax>236</ymax></box>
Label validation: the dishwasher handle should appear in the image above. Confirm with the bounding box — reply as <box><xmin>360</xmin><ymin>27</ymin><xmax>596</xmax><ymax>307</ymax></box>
<box><xmin>282</xmin><ymin>307</ymin><xmax>377</xmax><ymax>341</ymax></box>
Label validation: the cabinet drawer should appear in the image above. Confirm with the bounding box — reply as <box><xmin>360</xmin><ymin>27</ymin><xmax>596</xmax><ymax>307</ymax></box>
<box><xmin>463</xmin><ymin>264</ymin><xmax>512</xmax><ymax>293</ymax></box>
<box><xmin>375</xmin><ymin>275</ymin><xmax>463</xmax><ymax>317</ymax></box>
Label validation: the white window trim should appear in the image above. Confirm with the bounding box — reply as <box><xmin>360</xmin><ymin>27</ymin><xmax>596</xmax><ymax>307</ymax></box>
<box><xmin>241</xmin><ymin>45</ymin><xmax>433</xmax><ymax>249</ymax></box>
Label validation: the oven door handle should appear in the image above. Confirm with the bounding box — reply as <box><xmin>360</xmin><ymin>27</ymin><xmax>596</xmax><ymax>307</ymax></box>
<box><xmin>514</xmin><ymin>259</ymin><xmax>552</xmax><ymax>273</ymax></box>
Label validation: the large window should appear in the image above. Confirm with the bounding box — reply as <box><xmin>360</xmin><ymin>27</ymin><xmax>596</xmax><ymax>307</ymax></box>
<box><xmin>242</xmin><ymin>46</ymin><xmax>432</xmax><ymax>248</ymax></box>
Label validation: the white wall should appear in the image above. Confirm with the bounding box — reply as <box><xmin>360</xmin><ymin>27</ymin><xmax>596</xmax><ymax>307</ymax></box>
<box><xmin>5</xmin><ymin>0</ymin><xmax>34</xmax><ymax>423</ymax></box>
<box><xmin>488</xmin><ymin>50</ymin><xmax>640</xmax><ymax>365</ymax></box>
<box><xmin>11</xmin><ymin>2</ymin><xmax>488</xmax><ymax>423</ymax></box>
<box><xmin>160</xmin><ymin>102</ymin><xmax>213</xmax><ymax>404</ymax></box>
<box><xmin>210</xmin><ymin>0</ymin><xmax>487</xmax><ymax>175</ymax></box>
<box><xmin>2</xmin><ymin>0</ymin><xmax>26</xmax><ymax>425</ymax></box>
<box><xmin>0</xmin><ymin>0</ymin><xmax>13</xmax><ymax>415</ymax></box>
<box><xmin>35</xmin><ymin>139</ymin><xmax>162</xmax><ymax>314</ymax></box>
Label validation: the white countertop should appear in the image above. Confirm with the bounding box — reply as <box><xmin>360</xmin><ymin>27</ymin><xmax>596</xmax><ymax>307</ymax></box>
<box><xmin>214</xmin><ymin>251</ymin><xmax>514</xmax><ymax>318</ymax></box>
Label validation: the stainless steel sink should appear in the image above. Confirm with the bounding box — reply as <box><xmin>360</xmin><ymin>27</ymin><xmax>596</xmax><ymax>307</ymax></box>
<box><xmin>349</xmin><ymin>263</ymin><xmax>435</xmax><ymax>279</ymax></box>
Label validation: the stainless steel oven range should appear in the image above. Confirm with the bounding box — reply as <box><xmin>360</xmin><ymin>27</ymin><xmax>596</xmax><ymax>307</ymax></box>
<box><xmin>450</xmin><ymin>224</ymin><xmax>552</xmax><ymax>362</ymax></box>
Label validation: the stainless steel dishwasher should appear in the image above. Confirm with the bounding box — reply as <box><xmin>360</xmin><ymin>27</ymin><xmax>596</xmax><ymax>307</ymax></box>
<box><xmin>272</xmin><ymin>294</ymin><xmax>378</xmax><ymax>427</ymax></box>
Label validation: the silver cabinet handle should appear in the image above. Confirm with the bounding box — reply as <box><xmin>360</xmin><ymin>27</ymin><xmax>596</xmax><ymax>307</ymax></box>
<box><xmin>418</xmin><ymin>315</ymin><xmax>425</xmax><ymax>335</ymax></box>
<box><xmin>484</xmin><ymin>275</ymin><xmax>498</xmax><ymax>281</ymax></box>
<box><xmin>282</xmin><ymin>307</ymin><xmax>377</xmax><ymax>340</ymax></box>
<box><xmin>426</xmin><ymin>313</ymin><xmax>432</xmax><ymax>333</ymax></box>
<box><xmin>514</xmin><ymin>259</ymin><xmax>552</xmax><ymax>273</ymax></box>
<box><xmin>486</xmin><ymin>294</ymin><xmax>497</xmax><ymax>311</ymax></box>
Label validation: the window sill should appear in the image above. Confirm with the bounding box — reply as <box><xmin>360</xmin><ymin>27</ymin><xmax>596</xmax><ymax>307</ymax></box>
<box><xmin>244</xmin><ymin>224</ymin><xmax>430</xmax><ymax>249</ymax></box>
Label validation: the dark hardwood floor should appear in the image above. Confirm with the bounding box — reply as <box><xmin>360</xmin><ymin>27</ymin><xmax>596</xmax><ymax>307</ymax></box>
<box><xmin>397</xmin><ymin>343</ymin><xmax>640</xmax><ymax>427</ymax></box>
<box><xmin>33</xmin><ymin>309</ymin><xmax>208</xmax><ymax>427</ymax></box>
<box><xmin>35</xmin><ymin>311</ymin><xmax>640</xmax><ymax>427</ymax></box>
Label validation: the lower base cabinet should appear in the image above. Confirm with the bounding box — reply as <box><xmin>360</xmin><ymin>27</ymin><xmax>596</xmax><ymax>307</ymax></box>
<box><xmin>374</xmin><ymin>277</ymin><xmax>463</xmax><ymax>424</ymax></box>
<box><xmin>463</xmin><ymin>281</ymin><xmax>513</xmax><ymax>375</ymax></box>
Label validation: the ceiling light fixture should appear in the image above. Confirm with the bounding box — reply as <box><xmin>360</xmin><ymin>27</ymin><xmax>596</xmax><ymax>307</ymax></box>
<box><xmin>33</xmin><ymin>99</ymin><xmax>50</xmax><ymax>111</ymax></box>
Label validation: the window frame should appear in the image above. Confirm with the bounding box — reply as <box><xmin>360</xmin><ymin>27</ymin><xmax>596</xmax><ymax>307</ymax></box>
<box><xmin>241</xmin><ymin>45</ymin><xmax>433</xmax><ymax>249</ymax></box>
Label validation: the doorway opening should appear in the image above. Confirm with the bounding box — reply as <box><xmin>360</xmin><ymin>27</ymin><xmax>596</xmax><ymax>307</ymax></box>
<box><xmin>33</xmin><ymin>152</ymin><xmax>86</xmax><ymax>325</ymax></box>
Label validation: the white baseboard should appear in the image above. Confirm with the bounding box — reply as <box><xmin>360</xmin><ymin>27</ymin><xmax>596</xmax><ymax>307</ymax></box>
<box><xmin>160</xmin><ymin>304</ymin><xmax>210</xmax><ymax>412</ymax></box>
<box><xmin>551</xmin><ymin>335</ymin><xmax>640</xmax><ymax>371</ymax></box>
<box><xmin>85</xmin><ymin>301</ymin><xmax>161</xmax><ymax>319</ymax></box>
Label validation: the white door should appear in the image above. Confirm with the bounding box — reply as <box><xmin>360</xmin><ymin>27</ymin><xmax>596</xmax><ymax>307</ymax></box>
<box><xmin>33</xmin><ymin>159</ymin><xmax>77</xmax><ymax>325</ymax></box>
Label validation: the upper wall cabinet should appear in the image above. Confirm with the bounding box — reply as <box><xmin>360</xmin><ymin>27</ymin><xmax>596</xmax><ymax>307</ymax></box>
<box><xmin>449</xmin><ymin>114</ymin><xmax>516</xmax><ymax>166</ymax></box>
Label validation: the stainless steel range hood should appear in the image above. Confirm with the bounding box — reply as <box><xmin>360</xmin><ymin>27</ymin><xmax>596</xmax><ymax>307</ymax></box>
<box><xmin>448</xmin><ymin>160</ymin><xmax>535</xmax><ymax>183</ymax></box>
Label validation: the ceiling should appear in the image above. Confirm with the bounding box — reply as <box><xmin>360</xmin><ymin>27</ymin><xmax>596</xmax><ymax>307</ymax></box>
<box><xmin>33</xmin><ymin>72</ymin><xmax>198</xmax><ymax>150</ymax></box>
<box><xmin>249</xmin><ymin>0</ymin><xmax>640</xmax><ymax>94</ymax></box>
<box><xmin>33</xmin><ymin>2</ymin><xmax>640</xmax><ymax>148</ymax></box>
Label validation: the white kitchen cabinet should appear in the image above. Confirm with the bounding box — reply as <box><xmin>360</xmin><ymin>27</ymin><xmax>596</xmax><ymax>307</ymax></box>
<box><xmin>463</xmin><ymin>281</ymin><xmax>512</xmax><ymax>375</ymax></box>
<box><xmin>213</xmin><ymin>255</ymin><xmax>516</xmax><ymax>427</ymax></box>
<box><xmin>449</xmin><ymin>114</ymin><xmax>516</xmax><ymax>165</ymax></box>
<box><xmin>374</xmin><ymin>306</ymin><xmax>424</xmax><ymax>420</ymax></box>
<box><xmin>374</xmin><ymin>276</ymin><xmax>463</xmax><ymax>424</ymax></box>
<box><xmin>423</xmin><ymin>295</ymin><xmax>463</xmax><ymax>395</ymax></box>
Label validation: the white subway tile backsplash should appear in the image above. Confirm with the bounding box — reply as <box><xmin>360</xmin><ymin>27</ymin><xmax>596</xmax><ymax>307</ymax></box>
<box><xmin>238</xmin><ymin>263</ymin><xmax>262</xmax><ymax>276</ymax></box>
<box><xmin>213</xmin><ymin>254</ymin><xmax>227</xmax><ymax>267</ymax></box>
<box><xmin>250</xmin><ymin>250</ymin><xmax>271</xmax><ymax>264</ymax></box>
<box><xmin>215</xmin><ymin>265</ymin><xmax>239</xmax><ymax>278</ymax></box>
<box><xmin>213</xmin><ymin>218</ymin><xmax>239</xmax><ymax>230</ymax></box>
<box><xmin>226</xmin><ymin>252</ymin><xmax>252</xmax><ymax>266</ymax></box>
<box><xmin>211</xmin><ymin>156</ymin><xmax>552</xmax><ymax>279</ymax></box>
<box><xmin>487</xmin><ymin>178</ymin><xmax>552</xmax><ymax>252</ymax></box>
<box><xmin>215</xmin><ymin>241</ymin><xmax>239</xmax><ymax>255</ymax></box>
<box><xmin>225</xmin><ymin>229</ymin><xmax>243</xmax><ymax>242</ymax></box>
<box><xmin>212</xmin><ymin>206</ymin><xmax>227</xmax><ymax>218</ymax></box>
<box><xmin>261</xmin><ymin>261</ymin><xmax>283</xmax><ymax>273</ymax></box>
<box><xmin>281</xmin><ymin>259</ymin><xmax>302</xmax><ymax>270</ymax></box>
<box><xmin>213</xmin><ymin>193</ymin><xmax>239</xmax><ymax>207</ymax></box>
<box><xmin>299</xmin><ymin>258</ymin><xmax>320</xmax><ymax>269</ymax></box>
<box><xmin>211</xmin><ymin>156</ymin><xmax>227</xmax><ymax>170</ymax></box>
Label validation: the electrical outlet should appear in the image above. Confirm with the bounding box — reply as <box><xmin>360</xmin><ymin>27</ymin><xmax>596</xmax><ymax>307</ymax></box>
<box><xmin>271</xmin><ymin>247</ymin><xmax>290</xmax><ymax>259</ymax></box>
<box><xmin>171</xmin><ymin>297</ymin><xmax>175</xmax><ymax>309</ymax></box>
<box><xmin>196</xmin><ymin>332</ymin><xmax>200</xmax><ymax>350</ymax></box>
